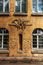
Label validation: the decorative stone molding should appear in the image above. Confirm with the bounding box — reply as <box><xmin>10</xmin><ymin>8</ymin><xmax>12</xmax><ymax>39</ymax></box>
<box><xmin>9</xmin><ymin>18</ymin><xmax>32</xmax><ymax>30</ymax></box>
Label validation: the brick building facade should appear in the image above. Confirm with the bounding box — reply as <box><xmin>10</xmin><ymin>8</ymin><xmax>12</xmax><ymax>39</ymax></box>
<box><xmin>0</xmin><ymin>0</ymin><xmax>43</xmax><ymax>57</ymax></box>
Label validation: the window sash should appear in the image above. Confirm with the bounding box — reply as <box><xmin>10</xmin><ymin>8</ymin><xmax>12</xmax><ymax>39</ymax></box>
<box><xmin>33</xmin><ymin>0</ymin><xmax>43</xmax><ymax>13</ymax></box>
<box><xmin>15</xmin><ymin>0</ymin><xmax>26</xmax><ymax>13</ymax></box>
<box><xmin>0</xmin><ymin>34</ymin><xmax>9</xmax><ymax>49</ymax></box>
<box><xmin>0</xmin><ymin>0</ymin><xmax>9</xmax><ymax>13</ymax></box>
<box><xmin>33</xmin><ymin>34</ymin><xmax>43</xmax><ymax>49</ymax></box>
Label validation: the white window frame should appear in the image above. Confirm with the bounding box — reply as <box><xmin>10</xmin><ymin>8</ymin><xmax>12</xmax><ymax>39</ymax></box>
<box><xmin>32</xmin><ymin>0</ymin><xmax>43</xmax><ymax>13</ymax></box>
<box><xmin>0</xmin><ymin>0</ymin><xmax>10</xmax><ymax>13</ymax></box>
<box><xmin>15</xmin><ymin>0</ymin><xmax>26</xmax><ymax>13</ymax></box>
<box><xmin>32</xmin><ymin>29</ymin><xmax>43</xmax><ymax>50</ymax></box>
<box><xmin>0</xmin><ymin>29</ymin><xmax>9</xmax><ymax>49</ymax></box>
<box><xmin>0</xmin><ymin>33</ymin><xmax>8</xmax><ymax>49</ymax></box>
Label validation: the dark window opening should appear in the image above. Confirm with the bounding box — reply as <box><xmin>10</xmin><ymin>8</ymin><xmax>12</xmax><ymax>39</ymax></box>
<box><xmin>19</xmin><ymin>34</ymin><xmax>22</xmax><ymax>50</ymax></box>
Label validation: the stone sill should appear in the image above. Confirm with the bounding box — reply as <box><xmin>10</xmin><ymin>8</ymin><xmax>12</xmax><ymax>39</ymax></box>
<box><xmin>17</xmin><ymin>50</ymin><xmax>23</xmax><ymax>54</ymax></box>
<box><xmin>0</xmin><ymin>50</ymin><xmax>9</xmax><ymax>53</ymax></box>
<box><xmin>0</xmin><ymin>13</ymin><xmax>10</xmax><ymax>16</ymax></box>
<box><xmin>0</xmin><ymin>57</ymin><xmax>43</xmax><ymax>64</ymax></box>
<box><xmin>32</xmin><ymin>49</ymin><xmax>43</xmax><ymax>54</ymax></box>
<box><xmin>14</xmin><ymin>13</ymin><xmax>27</xmax><ymax>16</ymax></box>
<box><xmin>31</xmin><ymin>13</ymin><xmax>43</xmax><ymax>16</ymax></box>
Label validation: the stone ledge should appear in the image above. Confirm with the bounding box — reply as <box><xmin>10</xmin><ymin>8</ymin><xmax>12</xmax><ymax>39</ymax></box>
<box><xmin>0</xmin><ymin>50</ymin><xmax>9</xmax><ymax>53</ymax></box>
<box><xmin>0</xmin><ymin>57</ymin><xmax>43</xmax><ymax>64</ymax></box>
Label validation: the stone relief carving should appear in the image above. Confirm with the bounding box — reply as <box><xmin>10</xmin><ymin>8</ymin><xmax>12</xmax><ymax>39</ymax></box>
<box><xmin>9</xmin><ymin>18</ymin><xmax>32</xmax><ymax>30</ymax></box>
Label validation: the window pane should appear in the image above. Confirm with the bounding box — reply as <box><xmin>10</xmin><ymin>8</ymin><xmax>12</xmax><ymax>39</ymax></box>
<box><xmin>22</xmin><ymin>0</ymin><xmax>26</xmax><ymax>13</ymax></box>
<box><xmin>15</xmin><ymin>0</ymin><xmax>20</xmax><ymax>12</ymax></box>
<box><xmin>3</xmin><ymin>36</ymin><xmax>8</xmax><ymax>48</ymax></box>
<box><xmin>33</xmin><ymin>38</ymin><xmax>37</xmax><ymax>41</ymax></box>
<box><xmin>4</xmin><ymin>35</ymin><xmax>9</xmax><ymax>42</ymax></box>
<box><xmin>5</xmin><ymin>0</ymin><xmax>8</xmax><ymax>1</ymax></box>
<box><xmin>0</xmin><ymin>1</ymin><xmax>3</xmax><ymax>12</ymax></box>
<box><xmin>39</xmin><ymin>35</ymin><xmax>43</xmax><ymax>41</ymax></box>
<box><xmin>0</xmin><ymin>35</ymin><xmax>2</xmax><ymax>47</ymax></box>
<box><xmin>3</xmin><ymin>34</ymin><xmax>9</xmax><ymax>49</ymax></box>
<box><xmin>0</xmin><ymin>28</ymin><xmax>9</xmax><ymax>49</ymax></box>
<box><xmin>0</xmin><ymin>0</ymin><xmax>3</xmax><ymax>1</ymax></box>
<box><xmin>33</xmin><ymin>42</ymin><xmax>37</xmax><ymax>48</ymax></box>
<box><xmin>33</xmin><ymin>35</ymin><xmax>37</xmax><ymax>39</ymax></box>
<box><xmin>39</xmin><ymin>35</ymin><xmax>43</xmax><ymax>48</ymax></box>
<box><xmin>5</xmin><ymin>0</ymin><xmax>9</xmax><ymax>12</ymax></box>
<box><xmin>5</xmin><ymin>3</ymin><xmax>9</xmax><ymax>12</ymax></box>
<box><xmin>22</xmin><ymin>3</ymin><xmax>26</xmax><ymax>13</ymax></box>
<box><xmin>38</xmin><ymin>3</ymin><xmax>43</xmax><ymax>12</ymax></box>
<box><xmin>22</xmin><ymin>0</ymin><xmax>26</xmax><ymax>3</ymax></box>
<box><xmin>3</xmin><ymin>42</ymin><xmax>8</xmax><ymax>48</ymax></box>
<box><xmin>39</xmin><ymin>42</ymin><xmax>43</xmax><ymax>48</ymax></box>
<box><xmin>39</xmin><ymin>35</ymin><xmax>43</xmax><ymax>39</ymax></box>
<box><xmin>33</xmin><ymin>0</ymin><xmax>37</xmax><ymax>12</ymax></box>
<box><xmin>38</xmin><ymin>0</ymin><xmax>43</xmax><ymax>12</ymax></box>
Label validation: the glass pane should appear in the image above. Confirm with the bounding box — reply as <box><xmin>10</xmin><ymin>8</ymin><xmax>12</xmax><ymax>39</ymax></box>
<box><xmin>37</xmin><ymin>30</ymin><xmax>43</xmax><ymax>34</ymax></box>
<box><xmin>39</xmin><ymin>42</ymin><xmax>43</xmax><ymax>48</ymax></box>
<box><xmin>39</xmin><ymin>45</ymin><xmax>43</xmax><ymax>48</ymax></box>
<box><xmin>33</xmin><ymin>29</ymin><xmax>37</xmax><ymax>34</ymax></box>
<box><xmin>39</xmin><ymin>35</ymin><xmax>43</xmax><ymax>39</ymax></box>
<box><xmin>33</xmin><ymin>35</ymin><xmax>37</xmax><ymax>39</ymax></box>
<box><xmin>39</xmin><ymin>38</ymin><xmax>43</xmax><ymax>41</ymax></box>
<box><xmin>33</xmin><ymin>45</ymin><xmax>37</xmax><ymax>48</ymax></box>
<box><xmin>5</xmin><ymin>0</ymin><xmax>9</xmax><ymax>12</ymax></box>
<box><xmin>5</xmin><ymin>3</ymin><xmax>9</xmax><ymax>12</ymax></box>
<box><xmin>33</xmin><ymin>42</ymin><xmax>37</xmax><ymax>48</ymax></box>
<box><xmin>4</xmin><ymin>35</ymin><xmax>9</xmax><ymax>42</ymax></box>
<box><xmin>22</xmin><ymin>0</ymin><xmax>26</xmax><ymax>3</ymax></box>
<box><xmin>0</xmin><ymin>0</ymin><xmax>3</xmax><ymax>2</ymax></box>
<box><xmin>5</xmin><ymin>0</ymin><xmax>8</xmax><ymax>1</ymax></box>
<box><xmin>39</xmin><ymin>35</ymin><xmax>43</xmax><ymax>41</ymax></box>
<box><xmin>33</xmin><ymin>41</ymin><xmax>37</xmax><ymax>44</ymax></box>
<box><xmin>33</xmin><ymin>0</ymin><xmax>37</xmax><ymax>12</ymax></box>
<box><xmin>0</xmin><ymin>35</ymin><xmax>2</xmax><ymax>47</ymax></box>
<box><xmin>38</xmin><ymin>0</ymin><xmax>43</xmax><ymax>12</ymax></box>
<box><xmin>33</xmin><ymin>38</ymin><xmax>37</xmax><ymax>41</ymax></box>
<box><xmin>0</xmin><ymin>28</ymin><xmax>8</xmax><ymax>33</ymax></box>
<box><xmin>0</xmin><ymin>2</ymin><xmax>3</xmax><ymax>12</ymax></box>
<box><xmin>0</xmin><ymin>0</ymin><xmax>3</xmax><ymax>1</ymax></box>
<box><xmin>39</xmin><ymin>35</ymin><xmax>43</xmax><ymax>48</ymax></box>
<box><xmin>3</xmin><ymin>42</ymin><xmax>8</xmax><ymax>48</ymax></box>
<box><xmin>22</xmin><ymin>3</ymin><xmax>26</xmax><ymax>13</ymax></box>
<box><xmin>3</xmin><ymin>35</ymin><xmax>9</xmax><ymax>49</ymax></box>
<box><xmin>15</xmin><ymin>0</ymin><xmax>20</xmax><ymax>12</ymax></box>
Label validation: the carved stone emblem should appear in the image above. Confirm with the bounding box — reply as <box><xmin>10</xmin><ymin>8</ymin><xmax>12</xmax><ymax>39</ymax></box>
<box><xmin>9</xmin><ymin>18</ymin><xmax>32</xmax><ymax>30</ymax></box>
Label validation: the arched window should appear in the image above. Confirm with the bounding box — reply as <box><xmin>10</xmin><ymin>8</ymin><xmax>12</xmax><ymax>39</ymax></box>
<box><xmin>0</xmin><ymin>28</ymin><xmax>9</xmax><ymax>49</ymax></box>
<box><xmin>32</xmin><ymin>28</ymin><xmax>43</xmax><ymax>49</ymax></box>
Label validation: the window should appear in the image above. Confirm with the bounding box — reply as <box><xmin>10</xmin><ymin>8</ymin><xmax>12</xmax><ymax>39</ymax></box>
<box><xmin>32</xmin><ymin>0</ymin><xmax>43</xmax><ymax>13</ymax></box>
<box><xmin>15</xmin><ymin>0</ymin><xmax>26</xmax><ymax>13</ymax></box>
<box><xmin>0</xmin><ymin>28</ymin><xmax>9</xmax><ymax>49</ymax></box>
<box><xmin>19</xmin><ymin>34</ymin><xmax>22</xmax><ymax>50</ymax></box>
<box><xmin>0</xmin><ymin>0</ymin><xmax>9</xmax><ymax>13</ymax></box>
<box><xmin>32</xmin><ymin>28</ymin><xmax>43</xmax><ymax>49</ymax></box>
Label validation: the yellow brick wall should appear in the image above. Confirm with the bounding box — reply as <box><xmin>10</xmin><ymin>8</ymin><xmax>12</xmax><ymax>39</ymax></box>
<box><xmin>0</xmin><ymin>0</ymin><xmax>43</xmax><ymax>57</ymax></box>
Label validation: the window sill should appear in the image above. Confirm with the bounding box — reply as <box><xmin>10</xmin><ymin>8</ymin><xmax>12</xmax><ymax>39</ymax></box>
<box><xmin>17</xmin><ymin>50</ymin><xmax>23</xmax><ymax>54</ymax></box>
<box><xmin>0</xmin><ymin>49</ymin><xmax>9</xmax><ymax>53</ymax></box>
<box><xmin>32</xmin><ymin>49</ymin><xmax>43</xmax><ymax>54</ymax></box>
<box><xmin>14</xmin><ymin>13</ymin><xmax>27</xmax><ymax>16</ymax></box>
<box><xmin>31</xmin><ymin>13</ymin><xmax>43</xmax><ymax>16</ymax></box>
<box><xmin>0</xmin><ymin>13</ymin><xmax>10</xmax><ymax>16</ymax></box>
